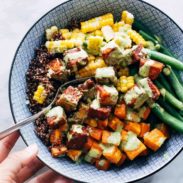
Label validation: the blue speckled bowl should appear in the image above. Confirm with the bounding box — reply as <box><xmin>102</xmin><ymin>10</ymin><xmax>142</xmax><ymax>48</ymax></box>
<box><xmin>9</xmin><ymin>0</ymin><xmax>183</xmax><ymax>182</ymax></box>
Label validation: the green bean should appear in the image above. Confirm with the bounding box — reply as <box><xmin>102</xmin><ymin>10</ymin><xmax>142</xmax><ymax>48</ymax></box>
<box><xmin>151</xmin><ymin>103</ymin><xmax>183</xmax><ymax>133</ymax></box>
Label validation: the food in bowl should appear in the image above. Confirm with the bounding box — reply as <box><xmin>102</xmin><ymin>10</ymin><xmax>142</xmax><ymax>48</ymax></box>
<box><xmin>26</xmin><ymin>10</ymin><xmax>183</xmax><ymax>171</ymax></box>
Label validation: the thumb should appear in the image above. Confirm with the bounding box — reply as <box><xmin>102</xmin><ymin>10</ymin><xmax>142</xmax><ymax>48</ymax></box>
<box><xmin>0</xmin><ymin>144</ymin><xmax>38</xmax><ymax>175</ymax></box>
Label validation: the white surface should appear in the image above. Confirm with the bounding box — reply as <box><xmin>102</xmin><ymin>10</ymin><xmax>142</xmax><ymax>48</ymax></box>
<box><xmin>0</xmin><ymin>0</ymin><xmax>183</xmax><ymax>182</ymax></box>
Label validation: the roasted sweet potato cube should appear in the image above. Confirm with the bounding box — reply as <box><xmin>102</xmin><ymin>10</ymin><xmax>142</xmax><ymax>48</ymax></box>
<box><xmin>138</xmin><ymin>78</ymin><xmax>160</xmax><ymax>100</ymax></box>
<box><xmin>50</xmin><ymin>129</ymin><xmax>62</xmax><ymax>145</ymax></box>
<box><xmin>88</xmin><ymin>142</ymin><xmax>103</xmax><ymax>159</ymax></box>
<box><xmin>102</xmin><ymin>131</ymin><xmax>121</xmax><ymax>146</ymax></box>
<box><xmin>143</xmin><ymin>129</ymin><xmax>167</xmax><ymax>151</ymax></box>
<box><xmin>83</xmin><ymin>137</ymin><xmax>95</xmax><ymax>152</ymax></box>
<box><xmin>103</xmin><ymin>145</ymin><xmax>122</xmax><ymax>164</ymax></box>
<box><xmin>97</xmin><ymin>119</ymin><xmax>108</xmax><ymax>129</ymax></box>
<box><xmin>138</xmin><ymin>106</ymin><xmax>151</xmax><ymax>120</ymax></box>
<box><xmin>156</xmin><ymin>123</ymin><xmax>170</xmax><ymax>138</ymax></box>
<box><xmin>67</xmin><ymin>124</ymin><xmax>88</xmax><ymax>149</ymax></box>
<box><xmin>89</xmin><ymin>127</ymin><xmax>102</xmax><ymax>141</ymax></box>
<box><xmin>125</xmin><ymin>108</ymin><xmax>141</xmax><ymax>122</ymax></box>
<box><xmin>139</xmin><ymin>123</ymin><xmax>150</xmax><ymax>138</ymax></box>
<box><xmin>114</xmin><ymin>103</ymin><xmax>126</xmax><ymax>120</ymax></box>
<box><xmin>95</xmin><ymin>159</ymin><xmax>110</xmax><ymax>171</ymax></box>
<box><xmin>139</xmin><ymin>59</ymin><xmax>164</xmax><ymax>80</ymax></box>
<box><xmin>116</xmin><ymin>153</ymin><xmax>127</xmax><ymax>166</ymax></box>
<box><xmin>88</xmin><ymin>99</ymin><xmax>111</xmax><ymax>120</ymax></box>
<box><xmin>51</xmin><ymin>145</ymin><xmax>67</xmax><ymax>158</ymax></box>
<box><xmin>67</xmin><ymin>149</ymin><xmax>82</xmax><ymax>162</ymax></box>
<box><xmin>124</xmin><ymin>122</ymin><xmax>141</xmax><ymax>136</ymax></box>
<box><xmin>108</xmin><ymin>116</ymin><xmax>125</xmax><ymax>132</ymax></box>
<box><xmin>56</xmin><ymin>86</ymin><xmax>83</xmax><ymax>112</ymax></box>
<box><xmin>59</xmin><ymin>123</ymin><xmax>69</xmax><ymax>132</ymax></box>
<box><xmin>85</xmin><ymin>118</ymin><xmax>98</xmax><ymax>127</ymax></box>
<box><xmin>139</xmin><ymin>149</ymin><xmax>149</xmax><ymax>156</ymax></box>
<box><xmin>121</xmin><ymin>130</ymin><xmax>128</xmax><ymax>142</ymax></box>
<box><xmin>46</xmin><ymin>106</ymin><xmax>67</xmax><ymax>128</ymax></box>
<box><xmin>122</xmin><ymin>132</ymin><xmax>147</xmax><ymax>160</ymax></box>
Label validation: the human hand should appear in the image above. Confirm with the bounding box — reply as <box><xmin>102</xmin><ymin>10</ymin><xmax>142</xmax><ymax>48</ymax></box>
<box><xmin>0</xmin><ymin>132</ymin><xmax>73</xmax><ymax>183</ymax></box>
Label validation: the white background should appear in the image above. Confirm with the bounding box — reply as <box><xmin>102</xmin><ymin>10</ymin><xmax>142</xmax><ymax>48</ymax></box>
<box><xmin>0</xmin><ymin>0</ymin><xmax>183</xmax><ymax>182</ymax></box>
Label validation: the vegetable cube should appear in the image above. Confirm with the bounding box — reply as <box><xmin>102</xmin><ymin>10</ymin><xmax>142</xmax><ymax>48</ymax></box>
<box><xmin>46</xmin><ymin>106</ymin><xmax>67</xmax><ymax>127</ymax></box>
<box><xmin>138</xmin><ymin>78</ymin><xmax>160</xmax><ymax>100</ymax></box>
<box><xmin>88</xmin><ymin>142</ymin><xmax>103</xmax><ymax>159</ymax></box>
<box><xmin>124</xmin><ymin>122</ymin><xmax>141</xmax><ymax>136</ymax></box>
<box><xmin>125</xmin><ymin>108</ymin><xmax>141</xmax><ymax>122</ymax></box>
<box><xmin>50</xmin><ymin>129</ymin><xmax>62</xmax><ymax>145</ymax></box>
<box><xmin>67</xmin><ymin>124</ymin><xmax>88</xmax><ymax>149</ymax></box>
<box><xmin>95</xmin><ymin>159</ymin><xmax>110</xmax><ymax>171</ymax></box>
<box><xmin>156</xmin><ymin>123</ymin><xmax>169</xmax><ymax>138</ymax></box>
<box><xmin>97</xmin><ymin>119</ymin><xmax>108</xmax><ymax>129</ymax></box>
<box><xmin>143</xmin><ymin>129</ymin><xmax>167</xmax><ymax>151</ymax></box>
<box><xmin>139</xmin><ymin>59</ymin><xmax>164</xmax><ymax>80</ymax></box>
<box><xmin>102</xmin><ymin>131</ymin><xmax>121</xmax><ymax>146</ymax></box>
<box><xmin>85</xmin><ymin>118</ymin><xmax>98</xmax><ymax>127</ymax></box>
<box><xmin>51</xmin><ymin>145</ymin><xmax>67</xmax><ymax>158</ymax></box>
<box><xmin>114</xmin><ymin>103</ymin><xmax>126</xmax><ymax>120</ymax></box>
<box><xmin>103</xmin><ymin>145</ymin><xmax>122</xmax><ymax>164</ymax></box>
<box><xmin>67</xmin><ymin>149</ymin><xmax>82</xmax><ymax>162</ymax></box>
<box><xmin>83</xmin><ymin>137</ymin><xmax>95</xmax><ymax>152</ymax></box>
<box><xmin>108</xmin><ymin>116</ymin><xmax>125</xmax><ymax>132</ymax></box>
<box><xmin>95</xmin><ymin>66</ymin><xmax>117</xmax><ymax>84</ymax></box>
<box><xmin>84</xmin><ymin>154</ymin><xmax>97</xmax><ymax>164</ymax></box>
<box><xmin>88</xmin><ymin>127</ymin><xmax>103</xmax><ymax>141</ymax></box>
<box><xmin>56</xmin><ymin>86</ymin><xmax>83</xmax><ymax>112</ymax></box>
<box><xmin>116</xmin><ymin>153</ymin><xmax>127</xmax><ymax>166</ymax></box>
<box><xmin>124</xmin><ymin>85</ymin><xmax>148</xmax><ymax>109</ymax></box>
<box><xmin>96</xmin><ymin>85</ymin><xmax>118</xmax><ymax>106</ymax></box>
<box><xmin>139</xmin><ymin>123</ymin><xmax>150</xmax><ymax>138</ymax></box>
<box><xmin>138</xmin><ymin>106</ymin><xmax>151</xmax><ymax>120</ymax></box>
<box><xmin>88</xmin><ymin>99</ymin><xmax>111</xmax><ymax>120</ymax></box>
<box><xmin>63</xmin><ymin>48</ymin><xmax>88</xmax><ymax>73</ymax></box>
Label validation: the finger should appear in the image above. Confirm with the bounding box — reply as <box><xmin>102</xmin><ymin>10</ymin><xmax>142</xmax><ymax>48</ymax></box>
<box><xmin>0</xmin><ymin>131</ymin><xmax>19</xmax><ymax>162</ymax></box>
<box><xmin>17</xmin><ymin>157</ymin><xmax>44</xmax><ymax>183</ymax></box>
<box><xmin>29</xmin><ymin>170</ymin><xmax>73</xmax><ymax>183</ymax></box>
<box><xmin>0</xmin><ymin>144</ymin><xmax>38</xmax><ymax>175</ymax></box>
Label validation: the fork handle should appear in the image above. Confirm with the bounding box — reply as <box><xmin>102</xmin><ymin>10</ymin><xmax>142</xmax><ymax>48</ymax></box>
<box><xmin>0</xmin><ymin>108</ymin><xmax>49</xmax><ymax>140</ymax></box>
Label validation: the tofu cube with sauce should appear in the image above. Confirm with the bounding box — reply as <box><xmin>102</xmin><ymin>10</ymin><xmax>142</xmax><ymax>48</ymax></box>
<box><xmin>56</xmin><ymin>86</ymin><xmax>83</xmax><ymax>112</ymax></box>
<box><xmin>102</xmin><ymin>131</ymin><xmax>121</xmax><ymax>146</ymax></box>
<box><xmin>67</xmin><ymin>124</ymin><xmax>88</xmax><ymax>149</ymax></box>
<box><xmin>46</xmin><ymin>106</ymin><xmax>67</xmax><ymax>127</ymax></box>
<box><xmin>95</xmin><ymin>66</ymin><xmax>117</xmax><ymax>84</ymax></box>
<box><xmin>96</xmin><ymin>85</ymin><xmax>118</xmax><ymax>106</ymax></box>
<box><xmin>63</xmin><ymin>48</ymin><xmax>88</xmax><ymax>73</ymax></box>
<box><xmin>124</xmin><ymin>85</ymin><xmax>148</xmax><ymax>109</ymax></box>
<box><xmin>143</xmin><ymin>129</ymin><xmax>167</xmax><ymax>151</ymax></box>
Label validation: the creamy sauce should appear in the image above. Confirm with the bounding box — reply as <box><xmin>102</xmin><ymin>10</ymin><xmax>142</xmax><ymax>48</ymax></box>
<box><xmin>139</xmin><ymin>60</ymin><xmax>154</xmax><ymax>77</ymax></box>
<box><xmin>88</xmin><ymin>148</ymin><xmax>100</xmax><ymax>158</ymax></box>
<box><xmin>98</xmin><ymin>159</ymin><xmax>105</xmax><ymax>166</ymax></box>
<box><xmin>138</xmin><ymin>78</ymin><xmax>153</xmax><ymax>98</ymax></box>
<box><xmin>101</xmin><ymin>25</ymin><xmax>114</xmax><ymax>42</ymax></box>
<box><xmin>114</xmin><ymin>32</ymin><xmax>132</xmax><ymax>49</ymax></box>
<box><xmin>90</xmin><ymin>99</ymin><xmax>100</xmax><ymax>109</ymax></box>
<box><xmin>107</xmin><ymin>132</ymin><xmax>121</xmax><ymax>145</ymax></box>
<box><xmin>71</xmin><ymin>124</ymin><xmax>84</xmax><ymax>134</ymax></box>
<box><xmin>46</xmin><ymin>106</ymin><xmax>64</xmax><ymax>123</ymax></box>
<box><xmin>95</xmin><ymin>66</ymin><xmax>115</xmax><ymax>78</ymax></box>
<box><xmin>158</xmin><ymin>137</ymin><xmax>166</xmax><ymax>146</ymax></box>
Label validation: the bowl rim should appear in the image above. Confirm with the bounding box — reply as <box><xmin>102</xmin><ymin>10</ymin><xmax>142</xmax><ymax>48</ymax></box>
<box><xmin>8</xmin><ymin>0</ymin><xmax>183</xmax><ymax>182</ymax></box>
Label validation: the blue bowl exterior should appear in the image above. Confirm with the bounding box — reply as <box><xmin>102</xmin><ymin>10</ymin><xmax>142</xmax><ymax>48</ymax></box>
<box><xmin>9</xmin><ymin>0</ymin><xmax>183</xmax><ymax>182</ymax></box>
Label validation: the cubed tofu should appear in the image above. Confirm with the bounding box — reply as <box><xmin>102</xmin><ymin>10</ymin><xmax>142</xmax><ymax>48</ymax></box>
<box><xmin>67</xmin><ymin>124</ymin><xmax>88</xmax><ymax>149</ymax></box>
<box><xmin>124</xmin><ymin>122</ymin><xmax>141</xmax><ymax>136</ymax></box>
<box><xmin>88</xmin><ymin>142</ymin><xmax>103</xmax><ymax>159</ymax></box>
<box><xmin>96</xmin><ymin>85</ymin><xmax>118</xmax><ymax>106</ymax></box>
<box><xmin>50</xmin><ymin>129</ymin><xmax>62</xmax><ymax>145</ymax></box>
<box><xmin>101</xmin><ymin>40</ymin><xmax>123</xmax><ymax>66</ymax></box>
<box><xmin>156</xmin><ymin>123</ymin><xmax>170</xmax><ymax>138</ymax></box>
<box><xmin>51</xmin><ymin>145</ymin><xmax>67</xmax><ymax>158</ymax></box>
<box><xmin>143</xmin><ymin>129</ymin><xmax>167</xmax><ymax>151</ymax></box>
<box><xmin>139</xmin><ymin>123</ymin><xmax>150</xmax><ymax>138</ymax></box>
<box><xmin>56</xmin><ymin>86</ymin><xmax>83</xmax><ymax>112</ymax></box>
<box><xmin>138</xmin><ymin>106</ymin><xmax>151</xmax><ymax>120</ymax></box>
<box><xmin>95</xmin><ymin>159</ymin><xmax>111</xmax><ymax>171</ymax></box>
<box><xmin>101</xmin><ymin>25</ymin><xmax>114</xmax><ymax>42</ymax></box>
<box><xmin>132</xmin><ymin>44</ymin><xmax>144</xmax><ymax>62</ymax></box>
<box><xmin>122</xmin><ymin>131</ymin><xmax>147</xmax><ymax>160</ymax></box>
<box><xmin>63</xmin><ymin>48</ymin><xmax>88</xmax><ymax>72</ymax></box>
<box><xmin>138</xmin><ymin>77</ymin><xmax>160</xmax><ymax>100</ymax></box>
<box><xmin>124</xmin><ymin>85</ymin><xmax>148</xmax><ymax>109</ymax></box>
<box><xmin>139</xmin><ymin>59</ymin><xmax>164</xmax><ymax>80</ymax></box>
<box><xmin>88</xmin><ymin>99</ymin><xmax>111</xmax><ymax>120</ymax></box>
<box><xmin>102</xmin><ymin>131</ymin><xmax>121</xmax><ymax>146</ymax></box>
<box><xmin>88</xmin><ymin>127</ymin><xmax>103</xmax><ymax>141</ymax></box>
<box><xmin>97</xmin><ymin>119</ymin><xmax>108</xmax><ymax>129</ymax></box>
<box><xmin>114</xmin><ymin>103</ymin><xmax>126</xmax><ymax>120</ymax></box>
<box><xmin>67</xmin><ymin>149</ymin><xmax>82</xmax><ymax>162</ymax></box>
<box><xmin>102</xmin><ymin>145</ymin><xmax>122</xmax><ymax>164</ymax></box>
<box><xmin>68</xmin><ymin>103</ymin><xmax>89</xmax><ymax>124</ymax></box>
<box><xmin>47</xmin><ymin>58</ymin><xmax>69</xmax><ymax>82</ymax></box>
<box><xmin>108</xmin><ymin>116</ymin><xmax>125</xmax><ymax>132</ymax></box>
<box><xmin>77</xmin><ymin>79</ymin><xmax>95</xmax><ymax>92</ymax></box>
<box><xmin>125</xmin><ymin>108</ymin><xmax>141</xmax><ymax>122</ymax></box>
<box><xmin>95</xmin><ymin>67</ymin><xmax>117</xmax><ymax>84</ymax></box>
<box><xmin>46</xmin><ymin>106</ymin><xmax>67</xmax><ymax>127</ymax></box>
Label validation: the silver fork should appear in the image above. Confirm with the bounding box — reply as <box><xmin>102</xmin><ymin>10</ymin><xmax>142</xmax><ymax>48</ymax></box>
<box><xmin>0</xmin><ymin>77</ymin><xmax>90</xmax><ymax>140</ymax></box>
